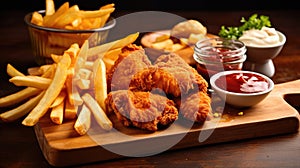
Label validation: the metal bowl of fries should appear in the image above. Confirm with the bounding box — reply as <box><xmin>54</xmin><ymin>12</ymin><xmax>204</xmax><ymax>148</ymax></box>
<box><xmin>24</xmin><ymin>7</ymin><xmax>116</xmax><ymax>65</ymax></box>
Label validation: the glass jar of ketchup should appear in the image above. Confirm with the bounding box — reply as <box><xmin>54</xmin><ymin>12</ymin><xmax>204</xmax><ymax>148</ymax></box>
<box><xmin>193</xmin><ymin>38</ymin><xmax>247</xmax><ymax>81</ymax></box>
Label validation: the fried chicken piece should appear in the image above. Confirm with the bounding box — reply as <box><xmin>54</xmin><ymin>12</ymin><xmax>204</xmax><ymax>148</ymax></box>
<box><xmin>129</xmin><ymin>53</ymin><xmax>208</xmax><ymax>97</ymax></box>
<box><xmin>176</xmin><ymin>91</ymin><xmax>212</xmax><ymax>122</ymax></box>
<box><xmin>129</xmin><ymin>53</ymin><xmax>211</xmax><ymax>123</ymax></box>
<box><xmin>107</xmin><ymin>44</ymin><xmax>152</xmax><ymax>92</ymax></box>
<box><xmin>105</xmin><ymin>90</ymin><xmax>178</xmax><ymax>131</ymax></box>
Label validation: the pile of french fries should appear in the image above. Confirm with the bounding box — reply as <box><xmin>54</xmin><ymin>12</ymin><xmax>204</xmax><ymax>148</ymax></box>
<box><xmin>150</xmin><ymin>20</ymin><xmax>208</xmax><ymax>53</ymax></box>
<box><xmin>0</xmin><ymin>32</ymin><xmax>140</xmax><ymax>136</ymax></box>
<box><xmin>31</xmin><ymin>0</ymin><xmax>115</xmax><ymax>30</ymax></box>
<box><xmin>151</xmin><ymin>32</ymin><xmax>206</xmax><ymax>52</ymax></box>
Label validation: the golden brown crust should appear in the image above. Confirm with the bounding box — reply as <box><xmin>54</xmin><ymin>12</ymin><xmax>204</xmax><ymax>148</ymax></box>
<box><xmin>130</xmin><ymin>53</ymin><xmax>208</xmax><ymax>97</ymax></box>
<box><xmin>179</xmin><ymin>91</ymin><xmax>212</xmax><ymax>122</ymax></box>
<box><xmin>106</xmin><ymin>44</ymin><xmax>151</xmax><ymax>92</ymax></box>
<box><xmin>105</xmin><ymin>90</ymin><xmax>178</xmax><ymax>131</ymax></box>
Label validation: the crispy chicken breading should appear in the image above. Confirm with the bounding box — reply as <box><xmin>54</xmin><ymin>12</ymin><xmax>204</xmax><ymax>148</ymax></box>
<box><xmin>176</xmin><ymin>91</ymin><xmax>212</xmax><ymax>122</ymax></box>
<box><xmin>107</xmin><ymin>44</ymin><xmax>152</xmax><ymax>92</ymax></box>
<box><xmin>106</xmin><ymin>46</ymin><xmax>211</xmax><ymax>129</ymax></box>
<box><xmin>128</xmin><ymin>53</ymin><xmax>211</xmax><ymax>122</ymax></box>
<box><xmin>105</xmin><ymin>90</ymin><xmax>178</xmax><ymax>131</ymax></box>
<box><xmin>129</xmin><ymin>53</ymin><xmax>208</xmax><ymax>97</ymax></box>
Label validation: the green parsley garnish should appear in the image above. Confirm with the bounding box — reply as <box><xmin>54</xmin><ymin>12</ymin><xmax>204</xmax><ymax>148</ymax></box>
<box><xmin>218</xmin><ymin>14</ymin><xmax>272</xmax><ymax>40</ymax></box>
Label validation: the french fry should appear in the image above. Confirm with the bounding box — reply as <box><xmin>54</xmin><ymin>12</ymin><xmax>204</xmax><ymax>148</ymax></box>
<box><xmin>79</xmin><ymin>8</ymin><xmax>115</xmax><ymax>19</ymax></box>
<box><xmin>93</xmin><ymin>58</ymin><xmax>107</xmax><ymax>112</ymax></box>
<box><xmin>98</xmin><ymin>3</ymin><xmax>115</xmax><ymax>27</ymax></box>
<box><xmin>33</xmin><ymin>1</ymin><xmax>115</xmax><ymax>31</ymax></box>
<box><xmin>22</xmin><ymin>53</ymin><xmax>71</xmax><ymax>126</ymax></box>
<box><xmin>39</xmin><ymin>64</ymin><xmax>54</xmax><ymax>74</ymax></box>
<box><xmin>27</xmin><ymin>65</ymin><xmax>54</xmax><ymax>77</ymax></box>
<box><xmin>83</xmin><ymin>61</ymin><xmax>94</xmax><ymax>70</ymax></box>
<box><xmin>151</xmin><ymin>39</ymin><xmax>174</xmax><ymax>50</ymax></box>
<box><xmin>0</xmin><ymin>64</ymin><xmax>54</xmax><ymax>108</ymax></box>
<box><xmin>77</xmin><ymin>68</ymin><xmax>92</xmax><ymax>80</ymax></box>
<box><xmin>165</xmin><ymin>43</ymin><xmax>186</xmax><ymax>52</ymax></box>
<box><xmin>31</xmin><ymin>12</ymin><xmax>43</xmax><ymax>26</ymax></box>
<box><xmin>50</xmin><ymin>98</ymin><xmax>64</xmax><ymax>124</ymax></box>
<box><xmin>0</xmin><ymin>87</ymin><xmax>41</xmax><ymax>107</ymax></box>
<box><xmin>66</xmin><ymin>82</ymin><xmax>83</xmax><ymax>106</ymax></box>
<box><xmin>51</xmin><ymin>54</ymin><xmax>62</xmax><ymax>63</ymax></box>
<box><xmin>74</xmin><ymin>40</ymin><xmax>89</xmax><ymax>73</ymax></box>
<box><xmin>64</xmin><ymin>99</ymin><xmax>78</xmax><ymax>120</ymax></box>
<box><xmin>27</xmin><ymin>67</ymin><xmax>42</xmax><ymax>76</ymax></box>
<box><xmin>54</xmin><ymin>5</ymin><xmax>80</xmax><ymax>28</ymax></box>
<box><xmin>9</xmin><ymin>76</ymin><xmax>52</xmax><ymax>89</ymax></box>
<box><xmin>82</xmin><ymin>93</ymin><xmax>112</xmax><ymax>131</ymax></box>
<box><xmin>103</xmin><ymin>47</ymin><xmax>122</xmax><ymax>62</ymax></box>
<box><xmin>45</xmin><ymin>0</ymin><xmax>55</xmax><ymax>16</ymax></box>
<box><xmin>64</xmin><ymin>43</ymin><xmax>80</xmax><ymax>64</ymax></box>
<box><xmin>50</xmin><ymin>89</ymin><xmax>67</xmax><ymax>108</ymax></box>
<box><xmin>40</xmin><ymin>64</ymin><xmax>56</xmax><ymax>79</ymax></box>
<box><xmin>155</xmin><ymin>34</ymin><xmax>170</xmax><ymax>43</ymax></box>
<box><xmin>102</xmin><ymin>57</ymin><xmax>115</xmax><ymax>72</ymax></box>
<box><xmin>102</xmin><ymin>47</ymin><xmax>122</xmax><ymax>71</ymax></box>
<box><xmin>65</xmin><ymin>68</ymin><xmax>83</xmax><ymax>106</ymax></box>
<box><xmin>74</xmin><ymin>104</ymin><xmax>91</xmax><ymax>135</ymax></box>
<box><xmin>76</xmin><ymin>78</ymin><xmax>90</xmax><ymax>90</ymax></box>
<box><xmin>7</xmin><ymin>64</ymin><xmax>25</xmax><ymax>77</ymax></box>
<box><xmin>87</xmin><ymin>32</ymin><xmax>139</xmax><ymax>59</ymax></box>
<box><xmin>0</xmin><ymin>91</ymin><xmax>45</xmax><ymax>122</ymax></box>
<box><xmin>43</xmin><ymin>2</ymin><xmax>70</xmax><ymax>27</ymax></box>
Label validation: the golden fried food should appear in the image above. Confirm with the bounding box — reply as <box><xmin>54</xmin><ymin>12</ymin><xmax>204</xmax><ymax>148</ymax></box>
<box><xmin>107</xmin><ymin>44</ymin><xmax>152</xmax><ymax>92</ymax></box>
<box><xmin>130</xmin><ymin>53</ymin><xmax>208</xmax><ymax>97</ymax></box>
<box><xmin>106</xmin><ymin>90</ymin><xmax>178</xmax><ymax>131</ymax></box>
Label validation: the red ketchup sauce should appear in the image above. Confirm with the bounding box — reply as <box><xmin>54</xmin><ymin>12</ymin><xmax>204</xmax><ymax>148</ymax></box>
<box><xmin>215</xmin><ymin>72</ymin><xmax>269</xmax><ymax>93</ymax></box>
<box><xmin>196</xmin><ymin>47</ymin><xmax>243</xmax><ymax>80</ymax></box>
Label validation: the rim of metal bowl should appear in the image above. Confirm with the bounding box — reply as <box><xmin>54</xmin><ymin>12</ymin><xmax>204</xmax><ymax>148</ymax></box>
<box><xmin>24</xmin><ymin>10</ymin><xmax>116</xmax><ymax>33</ymax></box>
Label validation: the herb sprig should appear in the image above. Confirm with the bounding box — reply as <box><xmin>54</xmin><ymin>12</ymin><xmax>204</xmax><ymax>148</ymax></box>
<box><xmin>218</xmin><ymin>14</ymin><xmax>272</xmax><ymax>40</ymax></box>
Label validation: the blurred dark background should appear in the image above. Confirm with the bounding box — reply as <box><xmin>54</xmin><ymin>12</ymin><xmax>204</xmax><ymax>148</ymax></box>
<box><xmin>0</xmin><ymin>0</ymin><xmax>299</xmax><ymax>11</ymax></box>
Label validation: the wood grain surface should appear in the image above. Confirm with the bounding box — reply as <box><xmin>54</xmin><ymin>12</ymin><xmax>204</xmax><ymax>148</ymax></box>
<box><xmin>1</xmin><ymin>9</ymin><xmax>300</xmax><ymax>168</ymax></box>
<box><xmin>35</xmin><ymin>80</ymin><xmax>300</xmax><ymax>167</ymax></box>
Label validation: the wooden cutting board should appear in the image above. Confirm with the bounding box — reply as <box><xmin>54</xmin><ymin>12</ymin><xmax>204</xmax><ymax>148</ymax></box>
<box><xmin>34</xmin><ymin>79</ymin><xmax>300</xmax><ymax>167</ymax></box>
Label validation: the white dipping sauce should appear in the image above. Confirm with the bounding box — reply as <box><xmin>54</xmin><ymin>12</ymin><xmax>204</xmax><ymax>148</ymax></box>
<box><xmin>239</xmin><ymin>26</ymin><xmax>281</xmax><ymax>47</ymax></box>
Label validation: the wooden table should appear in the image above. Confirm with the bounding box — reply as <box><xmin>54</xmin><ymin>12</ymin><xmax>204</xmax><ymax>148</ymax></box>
<box><xmin>1</xmin><ymin>9</ymin><xmax>300</xmax><ymax>168</ymax></box>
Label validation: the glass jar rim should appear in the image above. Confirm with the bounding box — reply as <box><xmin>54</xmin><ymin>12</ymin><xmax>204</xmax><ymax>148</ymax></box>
<box><xmin>194</xmin><ymin>37</ymin><xmax>246</xmax><ymax>56</ymax></box>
